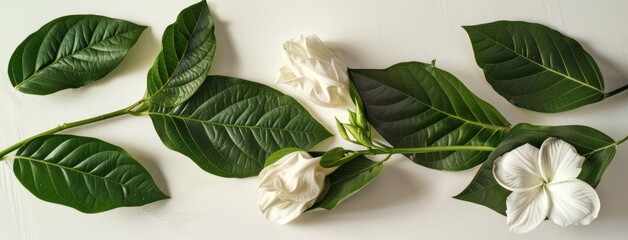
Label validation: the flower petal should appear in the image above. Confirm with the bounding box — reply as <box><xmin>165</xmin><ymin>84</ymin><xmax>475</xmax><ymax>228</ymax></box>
<box><xmin>284</xmin><ymin>36</ymin><xmax>308</xmax><ymax>57</ymax></box>
<box><xmin>283</xmin><ymin>54</ymin><xmax>348</xmax><ymax>106</ymax></box>
<box><xmin>505</xmin><ymin>187</ymin><xmax>549</xmax><ymax>233</ymax></box>
<box><xmin>258</xmin><ymin>151</ymin><xmax>334</xmax><ymax>224</ymax></box>
<box><xmin>278</xmin><ymin>34</ymin><xmax>350</xmax><ymax>108</ymax></box>
<box><xmin>259</xmin><ymin>191</ymin><xmax>283</xmax><ymax>213</ymax></box>
<box><xmin>303</xmin><ymin>34</ymin><xmax>337</xmax><ymax>60</ymax></box>
<box><xmin>546</xmin><ymin>180</ymin><xmax>600</xmax><ymax>227</ymax></box>
<box><xmin>328</xmin><ymin>46</ymin><xmax>347</xmax><ymax>63</ymax></box>
<box><xmin>493</xmin><ymin>144</ymin><xmax>544</xmax><ymax>191</ymax></box>
<box><xmin>277</xmin><ymin>65</ymin><xmax>297</xmax><ymax>83</ymax></box>
<box><xmin>539</xmin><ymin>137</ymin><xmax>585</xmax><ymax>183</ymax></box>
<box><xmin>330</xmin><ymin>57</ymin><xmax>350</xmax><ymax>87</ymax></box>
<box><xmin>260</xmin><ymin>191</ymin><xmax>311</xmax><ymax>225</ymax></box>
<box><xmin>275</xmin><ymin>170</ymin><xmax>322</xmax><ymax>202</ymax></box>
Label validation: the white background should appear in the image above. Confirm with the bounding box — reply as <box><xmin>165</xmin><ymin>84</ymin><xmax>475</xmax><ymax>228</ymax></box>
<box><xmin>1</xmin><ymin>0</ymin><xmax>628</xmax><ymax>239</ymax></box>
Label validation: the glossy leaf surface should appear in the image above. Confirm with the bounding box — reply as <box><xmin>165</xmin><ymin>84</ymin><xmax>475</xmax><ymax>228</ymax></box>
<box><xmin>8</xmin><ymin>15</ymin><xmax>145</xmax><ymax>95</ymax></box>
<box><xmin>312</xmin><ymin>156</ymin><xmax>382</xmax><ymax>210</ymax></box>
<box><xmin>146</xmin><ymin>0</ymin><xmax>216</xmax><ymax>107</ymax></box>
<box><xmin>149</xmin><ymin>75</ymin><xmax>332</xmax><ymax>178</ymax></box>
<box><xmin>350</xmin><ymin>62</ymin><xmax>510</xmax><ymax>171</ymax></box>
<box><xmin>14</xmin><ymin>135</ymin><xmax>167</xmax><ymax>213</ymax></box>
<box><xmin>454</xmin><ymin>123</ymin><xmax>616</xmax><ymax>215</ymax></box>
<box><xmin>465</xmin><ymin>21</ymin><xmax>605</xmax><ymax>112</ymax></box>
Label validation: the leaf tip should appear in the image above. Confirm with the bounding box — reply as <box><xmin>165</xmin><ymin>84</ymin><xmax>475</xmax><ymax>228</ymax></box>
<box><xmin>452</xmin><ymin>193</ymin><xmax>464</xmax><ymax>200</ymax></box>
<box><xmin>159</xmin><ymin>192</ymin><xmax>171</xmax><ymax>200</ymax></box>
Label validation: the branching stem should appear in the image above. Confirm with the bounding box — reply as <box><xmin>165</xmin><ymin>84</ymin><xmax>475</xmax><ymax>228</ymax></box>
<box><xmin>353</xmin><ymin>145</ymin><xmax>496</xmax><ymax>158</ymax></box>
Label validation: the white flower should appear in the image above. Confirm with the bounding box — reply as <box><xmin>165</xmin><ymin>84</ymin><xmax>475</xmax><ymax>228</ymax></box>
<box><xmin>259</xmin><ymin>151</ymin><xmax>335</xmax><ymax>224</ymax></box>
<box><xmin>493</xmin><ymin>137</ymin><xmax>600</xmax><ymax>233</ymax></box>
<box><xmin>278</xmin><ymin>34</ymin><xmax>350</xmax><ymax>107</ymax></box>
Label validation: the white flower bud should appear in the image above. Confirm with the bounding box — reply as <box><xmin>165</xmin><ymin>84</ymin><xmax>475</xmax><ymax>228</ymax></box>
<box><xmin>278</xmin><ymin>34</ymin><xmax>350</xmax><ymax>107</ymax></box>
<box><xmin>259</xmin><ymin>151</ymin><xmax>335</xmax><ymax>224</ymax></box>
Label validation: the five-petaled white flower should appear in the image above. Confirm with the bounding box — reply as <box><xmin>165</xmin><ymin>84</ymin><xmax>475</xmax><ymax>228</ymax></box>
<box><xmin>493</xmin><ymin>137</ymin><xmax>600</xmax><ymax>233</ymax></box>
<box><xmin>259</xmin><ymin>150</ymin><xmax>335</xmax><ymax>224</ymax></box>
<box><xmin>277</xmin><ymin>34</ymin><xmax>350</xmax><ymax>107</ymax></box>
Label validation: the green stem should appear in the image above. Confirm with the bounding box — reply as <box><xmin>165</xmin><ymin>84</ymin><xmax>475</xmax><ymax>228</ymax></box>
<box><xmin>0</xmin><ymin>99</ymin><xmax>146</xmax><ymax>159</ymax></box>
<box><xmin>354</xmin><ymin>145</ymin><xmax>496</xmax><ymax>156</ymax></box>
<box><xmin>605</xmin><ymin>84</ymin><xmax>628</xmax><ymax>98</ymax></box>
<box><xmin>582</xmin><ymin>136</ymin><xmax>628</xmax><ymax>157</ymax></box>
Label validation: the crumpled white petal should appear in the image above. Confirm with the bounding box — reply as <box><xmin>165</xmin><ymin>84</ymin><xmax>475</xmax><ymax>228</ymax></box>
<box><xmin>277</xmin><ymin>34</ymin><xmax>350</xmax><ymax>107</ymax></box>
<box><xmin>258</xmin><ymin>151</ymin><xmax>335</xmax><ymax>224</ymax></box>
<box><xmin>505</xmin><ymin>187</ymin><xmax>550</xmax><ymax>233</ymax></box>
<box><xmin>539</xmin><ymin>137</ymin><xmax>585</xmax><ymax>183</ymax></box>
<box><xmin>274</xmin><ymin>170</ymin><xmax>323</xmax><ymax>202</ymax></box>
<box><xmin>493</xmin><ymin>144</ymin><xmax>544</xmax><ymax>191</ymax></box>
<box><xmin>546</xmin><ymin>180</ymin><xmax>600</xmax><ymax>227</ymax></box>
<box><xmin>301</xmin><ymin>34</ymin><xmax>339</xmax><ymax>60</ymax></box>
<box><xmin>259</xmin><ymin>191</ymin><xmax>310</xmax><ymax>225</ymax></box>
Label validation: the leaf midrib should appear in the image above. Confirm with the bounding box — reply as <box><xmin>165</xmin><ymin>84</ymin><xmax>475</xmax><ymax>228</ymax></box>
<box><xmin>148</xmin><ymin>112</ymin><xmax>324</xmax><ymax>134</ymax></box>
<box><xmin>148</xmin><ymin>6</ymin><xmax>207</xmax><ymax>100</ymax></box>
<box><xmin>367</xmin><ymin>76</ymin><xmax>509</xmax><ymax>131</ymax></box>
<box><xmin>331</xmin><ymin>162</ymin><xmax>381</xmax><ymax>184</ymax></box>
<box><xmin>582</xmin><ymin>142</ymin><xmax>617</xmax><ymax>157</ymax></box>
<box><xmin>16</xmin><ymin>155</ymin><xmax>162</xmax><ymax>197</ymax></box>
<box><xmin>468</xmin><ymin>28</ymin><xmax>603</xmax><ymax>94</ymax></box>
<box><xmin>15</xmin><ymin>20</ymin><xmax>143</xmax><ymax>89</ymax></box>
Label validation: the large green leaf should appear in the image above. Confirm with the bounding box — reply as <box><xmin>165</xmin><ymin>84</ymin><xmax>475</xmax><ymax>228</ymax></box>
<box><xmin>8</xmin><ymin>15</ymin><xmax>145</xmax><ymax>95</ymax></box>
<box><xmin>465</xmin><ymin>21</ymin><xmax>605</xmax><ymax>112</ymax></box>
<box><xmin>454</xmin><ymin>123</ymin><xmax>617</xmax><ymax>215</ymax></box>
<box><xmin>149</xmin><ymin>75</ymin><xmax>332</xmax><ymax>178</ymax></box>
<box><xmin>350</xmin><ymin>62</ymin><xmax>510</xmax><ymax>171</ymax></box>
<box><xmin>311</xmin><ymin>156</ymin><xmax>383</xmax><ymax>210</ymax></box>
<box><xmin>13</xmin><ymin>135</ymin><xmax>167</xmax><ymax>213</ymax></box>
<box><xmin>146</xmin><ymin>0</ymin><xmax>216</xmax><ymax>107</ymax></box>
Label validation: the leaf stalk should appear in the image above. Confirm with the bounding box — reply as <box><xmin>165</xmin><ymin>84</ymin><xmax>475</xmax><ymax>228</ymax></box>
<box><xmin>0</xmin><ymin>99</ymin><xmax>146</xmax><ymax>159</ymax></box>
<box><xmin>605</xmin><ymin>84</ymin><xmax>628</xmax><ymax>98</ymax></box>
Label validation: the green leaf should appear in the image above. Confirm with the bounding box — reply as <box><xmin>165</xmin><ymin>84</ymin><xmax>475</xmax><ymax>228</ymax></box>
<box><xmin>264</xmin><ymin>148</ymin><xmax>302</xmax><ymax>167</ymax></box>
<box><xmin>146</xmin><ymin>0</ymin><xmax>216</xmax><ymax>107</ymax></box>
<box><xmin>465</xmin><ymin>21</ymin><xmax>605</xmax><ymax>112</ymax></box>
<box><xmin>8</xmin><ymin>15</ymin><xmax>146</xmax><ymax>95</ymax></box>
<box><xmin>311</xmin><ymin>156</ymin><xmax>383</xmax><ymax>210</ymax></box>
<box><xmin>320</xmin><ymin>147</ymin><xmax>345</xmax><ymax>163</ymax></box>
<box><xmin>350</xmin><ymin>62</ymin><xmax>511</xmax><ymax>171</ymax></box>
<box><xmin>454</xmin><ymin>123</ymin><xmax>617</xmax><ymax>215</ymax></box>
<box><xmin>13</xmin><ymin>135</ymin><xmax>167</xmax><ymax>213</ymax></box>
<box><xmin>149</xmin><ymin>75</ymin><xmax>332</xmax><ymax>178</ymax></box>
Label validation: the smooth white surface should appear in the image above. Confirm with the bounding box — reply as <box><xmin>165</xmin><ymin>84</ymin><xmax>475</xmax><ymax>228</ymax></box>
<box><xmin>1</xmin><ymin>0</ymin><xmax>627</xmax><ymax>239</ymax></box>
